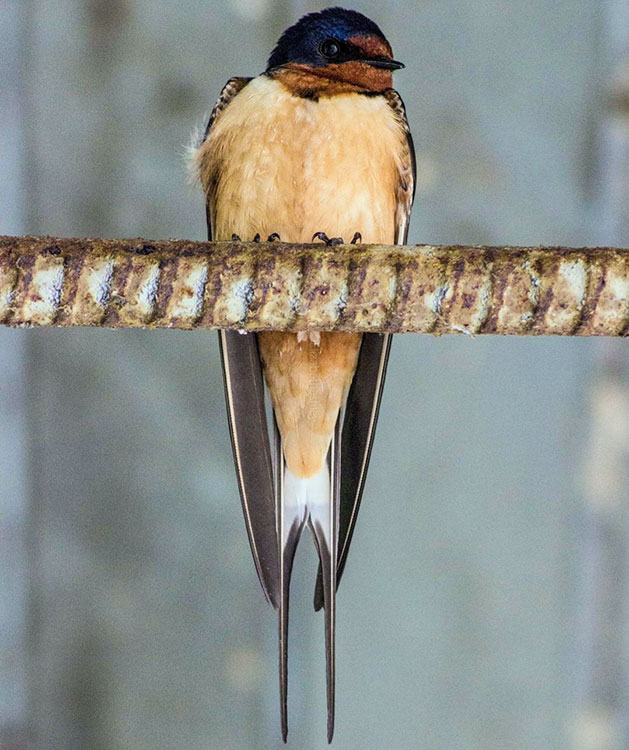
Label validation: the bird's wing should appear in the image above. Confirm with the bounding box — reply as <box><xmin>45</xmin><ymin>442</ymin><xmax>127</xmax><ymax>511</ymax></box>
<box><xmin>314</xmin><ymin>88</ymin><xmax>415</xmax><ymax>610</ymax></box>
<box><xmin>201</xmin><ymin>77</ymin><xmax>252</xmax><ymax>241</ymax></box>
<box><xmin>201</xmin><ymin>78</ymin><xmax>280</xmax><ymax>610</ymax></box>
<box><xmin>385</xmin><ymin>88</ymin><xmax>416</xmax><ymax>246</ymax></box>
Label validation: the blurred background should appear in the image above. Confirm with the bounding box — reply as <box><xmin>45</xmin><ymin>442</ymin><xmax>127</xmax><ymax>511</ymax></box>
<box><xmin>2</xmin><ymin>0</ymin><xmax>629</xmax><ymax>748</ymax></box>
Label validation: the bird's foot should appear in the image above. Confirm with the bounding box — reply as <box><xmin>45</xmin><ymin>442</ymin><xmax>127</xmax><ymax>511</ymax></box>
<box><xmin>236</xmin><ymin>233</ymin><xmax>280</xmax><ymax>242</ymax></box>
<box><xmin>311</xmin><ymin>232</ymin><xmax>362</xmax><ymax>246</ymax></box>
<box><xmin>312</xmin><ymin>232</ymin><xmax>344</xmax><ymax>246</ymax></box>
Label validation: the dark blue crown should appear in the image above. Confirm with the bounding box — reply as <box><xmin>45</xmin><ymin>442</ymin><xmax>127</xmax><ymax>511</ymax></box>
<box><xmin>267</xmin><ymin>7</ymin><xmax>389</xmax><ymax>70</ymax></box>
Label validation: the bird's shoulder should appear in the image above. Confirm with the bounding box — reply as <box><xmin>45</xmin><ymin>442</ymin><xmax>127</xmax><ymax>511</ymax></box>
<box><xmin>382</xmin><ymin>87</ymin><xmax>416</xmax><ymax>225</ymax></box>
<box><xmin>201</xmin><ymin>76</ymin><xmax>253</xmax><ymax>143</ymax></box>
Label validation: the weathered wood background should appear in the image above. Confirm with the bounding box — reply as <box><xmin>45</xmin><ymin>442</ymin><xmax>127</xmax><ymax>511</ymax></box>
<box><xmin>2</xmin><ymin>1</ymin><xmax>629</xmax><ymax>749</ymax></box>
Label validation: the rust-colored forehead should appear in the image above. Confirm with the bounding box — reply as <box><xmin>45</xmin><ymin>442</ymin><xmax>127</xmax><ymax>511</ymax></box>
<box><xmin>347</xmin><ymin>34</ymin><xmax>393</xmax><ymax>58</ymax></box>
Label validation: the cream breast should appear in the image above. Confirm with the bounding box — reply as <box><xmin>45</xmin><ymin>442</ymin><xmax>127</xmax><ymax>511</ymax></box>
<box><xmin>197</xmin><ymin>74</ymin><xmax>404</xmax><ymax>244</ymax></box>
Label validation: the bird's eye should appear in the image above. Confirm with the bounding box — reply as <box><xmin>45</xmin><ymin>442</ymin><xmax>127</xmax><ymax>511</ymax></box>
<box><xmin>320</xmin><ymin>39</ymin><xmax>341</xmax><ymax>59</ymax></box>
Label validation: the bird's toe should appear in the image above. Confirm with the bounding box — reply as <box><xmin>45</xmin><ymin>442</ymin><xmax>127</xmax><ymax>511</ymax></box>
<box><xmin>312</xmin><ymin>232</ymin><xmax>344</xmax><ymax>246</ymax></box>
<box><xmin>312</xmin><ymin>231</ymin><xmax>329</xmax><ymax>244</ymax></box>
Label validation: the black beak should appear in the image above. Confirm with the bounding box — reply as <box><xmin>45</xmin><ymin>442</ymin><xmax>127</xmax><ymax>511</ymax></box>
<box><xmin>365</xmin><ymin>57</ymin><xmax>405</xmax><ymax>70</ymax></box>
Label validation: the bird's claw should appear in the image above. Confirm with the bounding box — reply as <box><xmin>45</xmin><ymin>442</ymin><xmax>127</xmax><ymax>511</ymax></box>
<box><xmin>311</xmin><ymin>231</ymin><xmax>361</xmax><ymax>246</ymax></box>
<box><xmin>240</xmin><ymin>231</ymin><xmax>354</xmax><ymax>245</ymax></box>
<box><xmin>236</xmin><ymin>232</ymin><xmax>279</xmax><ymax>242</ymax></box>
<box><xmin>312</xmin><ymin>232</ymin><xmax>344</xmax><ymax>246</ymax></box>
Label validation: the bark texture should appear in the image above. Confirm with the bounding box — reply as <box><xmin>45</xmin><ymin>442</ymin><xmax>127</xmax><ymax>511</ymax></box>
<box><xmin>2</xmin><ymin>235</ymin><xmax>629</xmax><ymax>335</ymax></box>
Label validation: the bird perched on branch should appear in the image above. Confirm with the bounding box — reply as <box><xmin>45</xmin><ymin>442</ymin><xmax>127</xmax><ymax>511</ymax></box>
<box><xmin>194</xmin><ymin>6</ymin><xmax>414</xmax><ymax>742</ymax></box>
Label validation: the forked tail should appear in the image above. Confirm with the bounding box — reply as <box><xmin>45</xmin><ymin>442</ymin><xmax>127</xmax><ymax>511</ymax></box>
<box><xmin>276</xmin><ymin>418</ymin><xmax>341</xmax><ymax>744</ymax></box>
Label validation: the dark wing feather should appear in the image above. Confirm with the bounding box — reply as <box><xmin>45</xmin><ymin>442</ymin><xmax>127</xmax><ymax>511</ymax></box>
<box><xmin>202</xmin><ymin>78</ymin><xmax>280</xmax><ymax>610</ymax></box>
<box><xmin>384</xmin><ymin>88</ymin><xmax>416</xmax><ymax>245</ymax></box>
<box><xmin>202</xmin><ymin>77</ymin><xmax>253</xmax><ymax>149</ymax></box>
<box><xmin>219</xmin><ymin>330</ymin><xmax>280</xmax><ymax>609</ymax></box>
<box><xmin>314</xmin><ymin>89</ymin><xmax>415</xmax><ymax>610</ymax></box>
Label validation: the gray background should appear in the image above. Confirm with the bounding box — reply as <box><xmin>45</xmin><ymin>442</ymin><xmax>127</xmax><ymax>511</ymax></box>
<box><xmin>2</xmin><ymin>0</ymin><xmax>629</xmax><ymax>748</ymax></box>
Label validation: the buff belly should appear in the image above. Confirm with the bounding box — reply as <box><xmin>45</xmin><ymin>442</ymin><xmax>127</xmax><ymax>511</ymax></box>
<box><xmin>198</xmin><ymin>75</ymin><xmax>402</xmax><ymax>477</ymax></box>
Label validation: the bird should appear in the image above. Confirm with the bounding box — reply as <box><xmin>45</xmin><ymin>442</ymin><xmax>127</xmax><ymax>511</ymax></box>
<box><xmin>194</xmin><ymin>7</ymin><xmax>415</xmax><ymax>742</ymax></box>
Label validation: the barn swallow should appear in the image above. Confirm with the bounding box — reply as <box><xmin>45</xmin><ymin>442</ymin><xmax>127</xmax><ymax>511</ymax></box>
<box><xmin>194</xmin><ymin>7</ymin><xmax>415</xmax><ymax>742</ymax></box>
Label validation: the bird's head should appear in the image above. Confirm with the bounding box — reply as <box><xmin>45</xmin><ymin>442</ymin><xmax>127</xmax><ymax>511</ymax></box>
<box><xmin>266</xmin><ymin>7</ymin><xmax>403</xmax><ymax>95</ymax></box>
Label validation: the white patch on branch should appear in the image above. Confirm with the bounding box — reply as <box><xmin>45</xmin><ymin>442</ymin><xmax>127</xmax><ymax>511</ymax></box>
<box><xmin>86</xmin><ymin>258</ymin><xmax>114</xmax><ymax>308</ymax></box>
<box><xmin>29</xmin><ymin>261</ymin><xmax>64</xmax><ymax>324</ymax></box>
<box><xmin>136</xmin><ymin>264</ymin><xmax>160</xmax><ymax>317</ymax></box>
<box><xmin>169</xmin><ymin>262</ymin><xmax>209</xmax><ymax>321</ymax></box>
<box><xmin>226</xmin><ymin>277</ymin><xmax>254</xmax><ymax>324</ymax></box>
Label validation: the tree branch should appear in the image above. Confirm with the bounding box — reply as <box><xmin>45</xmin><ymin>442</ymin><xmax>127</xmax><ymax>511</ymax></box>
<box><xmin>1</xmin><ymin>234</ymin><xmax>629</xmax><ymax>335</ymax></box>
